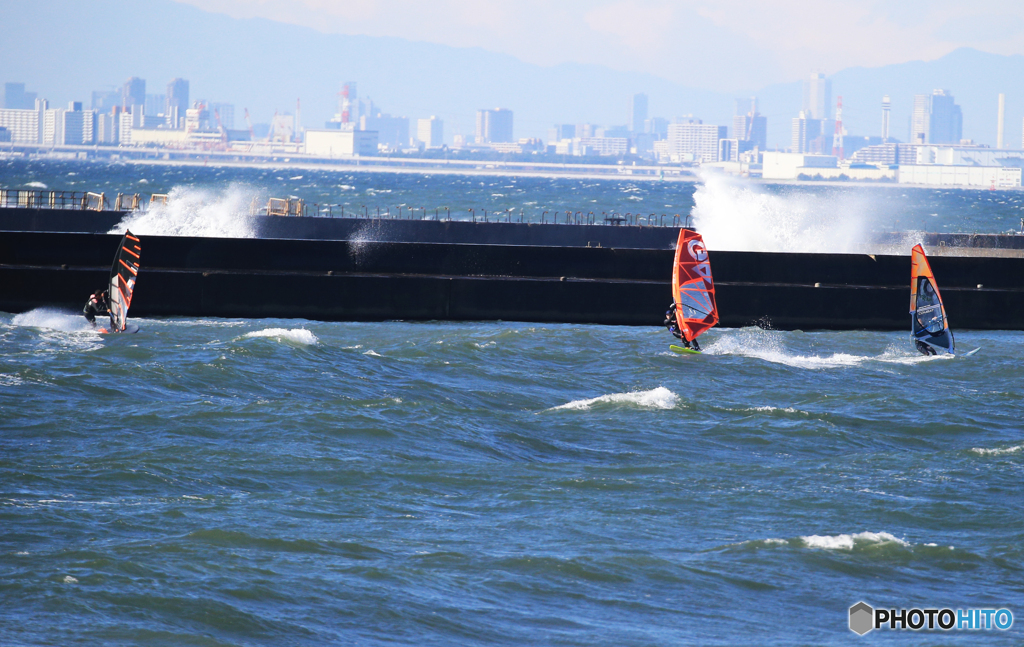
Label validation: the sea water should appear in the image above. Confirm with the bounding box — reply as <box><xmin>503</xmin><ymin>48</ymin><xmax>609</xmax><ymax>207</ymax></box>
<box><xmin>2</xmin><ymin>159</ymin><xmax>1024</xmax><ymax>644</ymax></box>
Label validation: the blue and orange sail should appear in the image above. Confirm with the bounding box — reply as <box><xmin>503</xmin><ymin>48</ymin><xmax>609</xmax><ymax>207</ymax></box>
<box><xmin>910</xmin><ymin>244</ymin><xmax>954</xmax><ymax>354</ymax></box>
<box><xmin>672</xmin><ymin>229</ymin><xmax>719</xmax><ymax>342</ymax></box>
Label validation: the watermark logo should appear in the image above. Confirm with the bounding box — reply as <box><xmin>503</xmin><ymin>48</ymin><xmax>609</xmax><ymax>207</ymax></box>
<box><xmin>850</xmin><ymin>602</ymin><xmax>1013</xmax><ymax>635</ymax></box>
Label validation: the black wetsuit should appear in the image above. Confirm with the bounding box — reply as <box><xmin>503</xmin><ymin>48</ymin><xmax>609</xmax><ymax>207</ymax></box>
<box><xmin>83</xmin><ymin>293</ymin><xmax>109</xmax><ymax>325</ymax></box>
<box><xmin>915</xmin><ymin>340</ymin><xmax>936</xmax><ymax>356</ymax></box>
<box><xmin>665</xmin><ymin>303</ymin><xmax>700</xmax><ymax>351</ymax></box>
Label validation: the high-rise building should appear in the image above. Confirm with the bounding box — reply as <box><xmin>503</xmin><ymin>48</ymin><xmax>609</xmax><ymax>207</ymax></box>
<box><xmin>911</xmin><ymin>94</ymin><xmax>929</xmax><ymax>144</ymax></box>
<box><xmin>910</xmin><ymin>90</ymin><xmax>963</xmax><ymax>145</ymax></box>
<box><xmin>476</xmin><ymin>108</ymin><xmax>513</xmax><ymax>143</ymax></box>
<box><xmin>145</xmin><ymin>94</ymin><xmax>165</xmax><ymax>118</ymax></box>
<box><xmin>360</xmin><ymin>111</ymin><xmax>409</xmax><ymax>149</ymax></box>
<box><xmin>417</xmin><ymin>116</ymin><xmax>443</xmax><ymax>147</ymax></box>
<box><xmin>733</xmin><ymin>97</ymin><xmax>766</xmax><ymax>150</ymax></box>
<box><xmin>59</xmin><ymin>102</ymin><xmax>95</xmax><ymax>145</ymax></box>
<box><xmin>0</xmin><ymin>100</ymin><xmax>44</xmax><ymax>143</ymax></box>
<box><xmin>666</xmin><ymin>120</ymin><xmax>727</xmax><ymax>163</ymax></box>
<box><xmin>927</xmin><ymin>90</ymin><xmax>962</xmax><ymax>145</ymax></box>
<box><xmin>881</xmin><ymin>95</ymin><xmax>891</xmax><ymax>142</ymax></box>
<box><xmin>791</xmin><ymin>111</ymin><xmax>822</xmax><ymax>154</ymax></box>
<box><xmin>802</xmin><ymin>73</ymin><xmax>831</xmax><ymax>120</ymax></box>
<box><xmin>644</xmin><ymin>117</ymin><xmax>668</xmax><ymax>139</ymax></box>
<box><xmin>166</xmin><ymin>78</ymin><xmax>189</xmax><ymax>128</ymax></box>
<box><xmin>122</xmin><ymin>77</ymin><xmax>145</xmax><ymax>112</ymax></box>
<box><xmin>630</xmin><ymin>93</ymin><xmax>648</xmax><ymax>133</ymax></box>
<box><xmin>3</xmin><ymin>82</ymin><xmax>37</xmax><ymax>110</ymax></box>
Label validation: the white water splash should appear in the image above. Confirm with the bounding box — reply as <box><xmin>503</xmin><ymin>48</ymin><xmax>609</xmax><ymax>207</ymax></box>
<box><xmin>692</xmin><ymin>174</ymin><xmax>876</xmax><ymax>253</ymax></box>
<box><xmin>241</xmin><ymin>328</ymin><xmax>318</xmax><ymax>345</ymax></box>
<box><xmin>25</xmin><ymin>181</ymin><xmax>48</xmax><ymax>189</ymax></box>
<box><xmin>109</xmin><ymin>185</ymin><xmax>258</xmax><ymax>238</ymax></box>
<box><xmin>970</xmin><ymin>444</ymin><xmax>1024</xmax><ymax>456</ymax></box>
<box><xmin>798</xmin><ymin>531</ymin><xmax>909</xmax><ymax>550</ymax></box>
<box><xmin>11</xmin><ymin>308</ymin><xmax>95</xmax><ymax>333</ymax></box>
<box><xmin>703</xmin><ymin>329</ymin><xmax>952</xmax><ymax>369</ymax></box>
<box><xmin>551</xmin><ymin>387</ymin><xmax>679</xmax><ymax>411</ymax></box>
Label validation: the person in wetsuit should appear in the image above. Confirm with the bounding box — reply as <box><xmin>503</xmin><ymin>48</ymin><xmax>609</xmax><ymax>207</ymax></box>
<box><xmin>915</xmin><ymin>339</ymin><xmax>936</xmax><ymax>356</ymax></box>
<box><xmin>83</xmin><ymin>289</ymin><xmax>109</xmax><ymax>325</ymax></box>
<box><xmin>664</xmin><ymin>303</ymin><xmax>701</xmax><ymax>351</ymax></box>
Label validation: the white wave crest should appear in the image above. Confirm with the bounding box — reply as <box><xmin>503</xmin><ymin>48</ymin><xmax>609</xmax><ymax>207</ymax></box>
<box><xmin>109</xmin><ymin>185</ymin><xmax>258</xmax><ymax>238</ymax></box>
<box><xmin>970</xmin><ymin>444</ymin><xmax>1024</xmax><ymax>456</ymax></box>
<box><xmin>11</xmin><ymin>308</ymin><xmax>95</xmax><ymax>333</ymax></box>
<box><xmin>799</xmin><ymin>531</ymin><xmax>909</xmax><ymax>550</ymax></box>
<box><xmin>241</xmin><ymin>328</ymin><xmax>318</xmax><ymax>345</ymax></box>
<box><xmin>25</xmin><ymin>181</ymin><xmax>48</xmax><ymax>189</ymax></box>
<box><xmin>552</xmin><ymin>387</ymin><xmax>679</xmax><ymax>411</ymax></box>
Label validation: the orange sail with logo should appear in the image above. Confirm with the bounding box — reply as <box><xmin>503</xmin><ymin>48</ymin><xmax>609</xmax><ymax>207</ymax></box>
<box><xmin>673</xmin><ymin>229</ymin><xmax>719</xmax><ymax>342</ymax></box>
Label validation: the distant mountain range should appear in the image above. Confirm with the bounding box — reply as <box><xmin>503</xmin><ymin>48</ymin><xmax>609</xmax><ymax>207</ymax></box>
<box><xmin>1</xmin><ymin>0</ymin><xmax>1021</xmax><ymax>149</ymax></box>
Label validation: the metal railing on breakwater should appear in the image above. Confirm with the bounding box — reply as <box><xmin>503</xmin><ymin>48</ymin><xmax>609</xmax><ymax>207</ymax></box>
<box><xmin>0</xmin><ymin>188</ymin><xmax>691</xmax><ymax>228</ymax></box>
<box><xmin>279</xmin><ymin>203</ymin><xmax>688</xmax><ymax>227</ymax></box>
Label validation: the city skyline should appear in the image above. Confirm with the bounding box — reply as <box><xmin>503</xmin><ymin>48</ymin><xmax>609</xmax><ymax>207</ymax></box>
<box><xmin>2</xmin><ymin>0</ymin><xmax>1024</xmax><ymax>151</ymax></box>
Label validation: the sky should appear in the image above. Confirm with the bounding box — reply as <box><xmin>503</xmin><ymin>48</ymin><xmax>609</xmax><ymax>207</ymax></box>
<box><xmin>173</xmin><ymin>0</ymin><xmax>1024</xmax><ymax>90</ymax></box>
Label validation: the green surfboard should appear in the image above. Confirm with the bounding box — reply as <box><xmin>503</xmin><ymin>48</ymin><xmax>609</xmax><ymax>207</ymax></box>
<box><xmin>670</xmin><ymin>345</ymin><xmax>701</xmax><ymax>355</ymax></box>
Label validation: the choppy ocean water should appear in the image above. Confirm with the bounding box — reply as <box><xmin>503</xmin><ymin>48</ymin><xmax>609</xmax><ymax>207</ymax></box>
<box><xmin>2</xmin><ymin>311</ymin><xmax>1022</xmax><ymax>645</ymax></box>
<box><xmin>3</xmin><ymin>159</ymin><xmax>1024</xmax><ymax>643</ymax></box>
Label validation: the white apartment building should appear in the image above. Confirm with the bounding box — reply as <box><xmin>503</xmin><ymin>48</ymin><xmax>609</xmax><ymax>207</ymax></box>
<box><xmin>417</xmin><ymin>116</ymin><xmax>443</xmax><ymax>148</ymax></box>
<box><xmin>0</xmin><ymin>104</ymin><xmax>43</xmax><ymax>143</ymax></box>
<box><xmin>666</xmin><ymin>121</ymin><xmax>727</xmax><ymax>163</ymax></box>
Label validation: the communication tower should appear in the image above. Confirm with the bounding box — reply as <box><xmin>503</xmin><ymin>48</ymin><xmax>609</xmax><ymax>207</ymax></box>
<box><xmin>832</xmin><ymin>96</ymin><xmax>844</xmax><ymax>160</ymax></box>
<box><xmin>881</xmin><ymin>95</ymin><xmax>890</xmax><ymax>142</ymax></box>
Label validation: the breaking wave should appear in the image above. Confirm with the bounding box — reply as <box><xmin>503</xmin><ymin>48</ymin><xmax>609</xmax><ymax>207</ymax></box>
<box><xmin>969</xmin><ymin>444</ymin><xmax>1024</xmax><ymax>457</ymax></box>
<box><xmin>241</xmin><ymin>328</ymin><xmax>318</xmax><ymax>345</ymax></box>
<box><xmin>109</xmin><ymin>185</ymin><xmax>259</xmax><ymax>238</ymax></box>
<box><xmin>550</xmin><ymin>387</ymin><xmax>679</xmax><ymax>411</ymax></box>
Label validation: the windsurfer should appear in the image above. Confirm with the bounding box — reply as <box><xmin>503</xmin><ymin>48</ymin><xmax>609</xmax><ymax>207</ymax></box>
<box><xmin>83</xmin><ymin>289</ymin><xmax>109</xmax><ymax>325</ymax></box>
<box><xmin>915</xmin><ymin>340</ymin><xmax>936</xmax><ymax>356</ymax></box>
<box><xmin>664</xmin><ymin>303</ymin><xmax>701</xmax><ymax>351</ymax></box>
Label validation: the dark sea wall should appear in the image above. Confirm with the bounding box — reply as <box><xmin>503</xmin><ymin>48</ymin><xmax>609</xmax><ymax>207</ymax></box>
<box><xmin>1</xmin><ymin>231</ymin><xmax>1022</xmax><ymax>330</ymax></box>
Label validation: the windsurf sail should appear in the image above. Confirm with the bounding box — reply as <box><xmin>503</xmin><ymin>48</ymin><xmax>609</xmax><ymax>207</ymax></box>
<box><xmin>672</xmin><ymin>229</ymin><xmax>719</xmax><ymax>342</ymax></box>
<box><xmin>108</xmin><ymin>230</ymin><xmax>141</xmax><ymax>333</ymax></box>
<box><xmin>910</xmin><ymin>244</ymin><xmax>954</xmax><ymax>354</ymax></box>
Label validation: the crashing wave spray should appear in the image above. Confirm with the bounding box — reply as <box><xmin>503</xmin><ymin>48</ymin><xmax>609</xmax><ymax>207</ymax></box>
<box><xmin>691</xmin><ymin>174</ymin><xmax>883</xmax><ymax>253</ymax></box>
<box><xmin>109</xmin><ymin>185</ymin><xmax>260</xmax><ymax>238</ymax></box>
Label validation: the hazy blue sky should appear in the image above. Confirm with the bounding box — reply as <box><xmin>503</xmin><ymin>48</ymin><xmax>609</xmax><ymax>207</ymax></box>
<box><xmin>174</xmin><ymin>0</ymin><xmax>1024</xmax><ymax>89</ymax></box>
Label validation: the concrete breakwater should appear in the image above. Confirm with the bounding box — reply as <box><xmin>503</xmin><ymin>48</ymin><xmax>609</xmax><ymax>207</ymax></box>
<box><xmin>1</xmin><ymin>231</ymin><xmax>1022</xmax><ymax>330</ymax></box>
